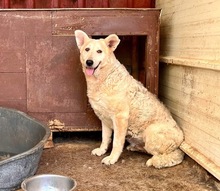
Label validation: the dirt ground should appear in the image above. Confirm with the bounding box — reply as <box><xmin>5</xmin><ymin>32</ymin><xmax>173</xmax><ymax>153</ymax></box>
<box><xmin>36</xmin><ymin>132</ymin><xmax>220</xmax><ymax>191</ymax></box>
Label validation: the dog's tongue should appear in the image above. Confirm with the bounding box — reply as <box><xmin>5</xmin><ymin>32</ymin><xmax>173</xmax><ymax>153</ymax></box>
<box><xmin>86</xmin><ymin>68</ymin><xmax>94</xmax><ymax>76</ymax></box>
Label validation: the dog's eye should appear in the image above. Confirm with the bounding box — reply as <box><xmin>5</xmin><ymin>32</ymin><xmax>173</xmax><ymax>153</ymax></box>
<box><xmin>85</xmin><ymin>48</ymin><xmax>90</xmax><ymax>52</ymax></box>
<box><xmin>97</xmin><ymin>50</ymin><xmax>102</xmax><ymax>54</ymax></box>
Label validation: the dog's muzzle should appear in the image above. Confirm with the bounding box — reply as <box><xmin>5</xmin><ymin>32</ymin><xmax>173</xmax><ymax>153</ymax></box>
<box><xmin>85</xmin><ymin>60</ymin><xmax>101</xmax><ymax>76</ymax></box>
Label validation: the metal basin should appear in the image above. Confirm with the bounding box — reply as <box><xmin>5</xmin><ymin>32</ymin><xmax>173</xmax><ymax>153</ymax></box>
<box><xmin>0</xmin><ymin>107</ymin><xmax>50</xmax><ymax>191</ymax></box>
<box><xmin>21</xmin><ymin>174</ymin><xmax>77</xmax><ymax>191</ymax></box>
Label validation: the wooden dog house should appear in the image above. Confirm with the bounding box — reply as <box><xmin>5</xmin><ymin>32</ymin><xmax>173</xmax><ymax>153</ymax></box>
<box><xmin>0</xmin><ymin>8</ymin><xmax>161</xmax><ymax>132</ymax></box>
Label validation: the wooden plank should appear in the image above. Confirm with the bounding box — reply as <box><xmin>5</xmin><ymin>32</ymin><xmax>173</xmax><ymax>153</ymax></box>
<box><xmin>109</xmin><ymin>0</ymin><xmax>130</xmax><ymax>8</ymax></box>
<box><xmin>162</xmin><ymin>99</ymin><xmax>220</xmax><ymax>163</ymax></box>
<box><xmin>26</xmin><ymin>35</ymin><xmax>87</xmax><ymax>113</ymax></box>
<box><xmin>159</xmin><ymin>3</ymin><xmax>220</xmax><ymax>26</ymax></box>
<box><xmin>77</xmin><ymin>0</ymin><xmax>85</xmax><ymax>8</ymax></box>
<box><xmin>161</xmin><ymin>96</ymin><xmax>220</xmax><ymax>152</ymax></box>
<box><xmin>160</xmin><ymin>56</ymin><xmax>220</xmax><ymax>71</ymax></box>
<box><xmin>59</xmin><ymin>0</ymin><xmax>79</xmax><ymax>8</ymax></box>
<box><xmin>0</xmin><ymin>0</ymin><xmax>154</xmax><ymax>9</ymax></box>
<box><xmin>28</xmin><ymin>112</ymin><xmax>87</xmax><ymax>127</ymax></box>
<box><xmin>0</xmin><ymin>51</ymin><xmax>26</xmax><ymax>72</ymax></box>
<box><xmin>159</xmin><ymin>64</ymin><xmax>220</xmax><ymax>137</ymax></box>
<box><xmin>0</xmin><ymin>100</ymin><xmax>27</xmax><ymax>112</ymax></box>
<box><xmin>85</xmin><ymin>0</ymin><xmax>103</xmax><ymax>8</ymax></box>
<box><xmin>159</xmin><ymin>63</ymin><xmax>220</xmax><ymax>180</ymax></box>
<box><xmin>29</xmin><ymin>111</ymin><xmax>101</xmax><ymax>130</ymax></box>
<box><xmin>159</xmin><ymin>37</ymin><xmax>220</xmax><ymax>61</ymax></box>
<box><xmin>157</xmin><ymin>0</ymin><xmax>219</xmax><ymax>21</ymax></box>
<box><xmin>160</xmin><ymin>65</ymin><xmax>220</xmax><ymax>126</ymax></box>
<box><xmin>0</xmin><ymin>12</ymin><xmax>26</xmax><ymax>51</ymax></box>
<box><xmin>160</xmin><ymin>20</ymin><xmax>220</xmax><ymax>39</ymax></box>
<box><xmin>157</xmin><ymin>0</ymin><xmax>220</xmax><ymax>61</ymax></box>
<box><xmin>0</xmin><ymin>73</ymin><xmax>26</xmax><ymax>100</ymax></box>
<box><xmin>160</xmin><ymin>85</ymin><xmax>220</xmax><ymax>124</ymax></box>
<box><xmin>180</xmin><ymin>142</ymin><xmax>220</xmax><ymax>181</ymax></box>
<box><xmin>51</xmin><ymin>9</ymin><xmax>161</xmax><ymax>36</ymax></box>
<box><xmin>159</xmin><ymin>64</ymin><xmax>220</xmax><ymax>103</ymax></box>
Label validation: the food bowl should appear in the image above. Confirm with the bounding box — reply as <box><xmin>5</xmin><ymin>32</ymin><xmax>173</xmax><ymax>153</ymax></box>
<box><xmin>0</xmin><ymin>107</ymin><xmax>50</xmax><ymax>191</ymax></box>
<box><xmin>21</xmin><ymin>174</ymin><xmax>77</xmax><ymax>191</ymax></box>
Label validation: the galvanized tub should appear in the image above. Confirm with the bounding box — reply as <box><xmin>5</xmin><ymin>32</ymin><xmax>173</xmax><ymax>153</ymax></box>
<box><xmin>0</xmin><ymin>107</ymin><xmax>50</xmax><ymax>191</ymax></box>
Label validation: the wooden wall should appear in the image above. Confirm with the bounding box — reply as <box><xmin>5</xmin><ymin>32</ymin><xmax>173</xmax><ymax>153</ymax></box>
<box><xmin>0</xmin><ymin>0</ymin><xmax>155</xmax><ymax>8</ymax></box>
<box><xmin>156</xmin><ymin>0</ymin><xmax>220</xmax><ymax>180</ymax></box>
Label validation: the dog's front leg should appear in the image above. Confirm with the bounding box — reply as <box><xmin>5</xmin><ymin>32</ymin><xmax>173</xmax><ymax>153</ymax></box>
<box><xmin>102</xmin><ymin>114</ymin><xmax>128</xmax><ymax>165</ymax></box>
<box><xmin>91</xmin><ymin>121</ymin><xmax>112</xmax><ymax>156</ymax></box>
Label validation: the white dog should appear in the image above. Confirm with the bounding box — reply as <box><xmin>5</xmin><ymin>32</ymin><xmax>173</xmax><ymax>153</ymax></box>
<box><xmin>75</xmin><ymin>30</ymin><xmax>184</xmax><ymax>168</ymax></box>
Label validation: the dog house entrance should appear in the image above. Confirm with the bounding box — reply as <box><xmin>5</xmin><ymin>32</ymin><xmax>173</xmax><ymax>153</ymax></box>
<box><xmin>52</xmin><ymin>8</ymin><xmax>161</xmax><ymax>95</ymax></box>
<box><xmin>92</xmin><ymin>35</ymin><xmax>147</xmax><ymax>85</ymax></box>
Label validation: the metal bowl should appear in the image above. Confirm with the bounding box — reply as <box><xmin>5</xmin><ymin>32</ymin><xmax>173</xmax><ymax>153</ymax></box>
<box><xmin>21</xmin><ymin>174</ymin><xmax>77</xmax><ymax>191</ymax></box>
<box><xmin>0</xmin><ymin>107</ymin><xmax>50</xmax><ymax>191</ymax></box>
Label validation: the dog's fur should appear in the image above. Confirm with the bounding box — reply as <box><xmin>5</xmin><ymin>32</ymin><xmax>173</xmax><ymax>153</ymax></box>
<box><xmin>75</xmin><ymin>30</ymin><xmax>184</xmax><ymax>168</ymax></box>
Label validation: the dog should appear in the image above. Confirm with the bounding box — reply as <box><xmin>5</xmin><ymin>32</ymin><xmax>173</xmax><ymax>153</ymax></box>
<box><xmin>74</xmin><ymin>30</ymin><xmax>184</xmax><ymax>168</ymax></box>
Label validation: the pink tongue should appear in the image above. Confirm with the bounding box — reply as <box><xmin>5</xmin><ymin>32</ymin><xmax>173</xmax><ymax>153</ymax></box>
<box><xmin>86</xmin><ymin>68</ymin><xmax>94</xmax><ymax>76</ymax></box>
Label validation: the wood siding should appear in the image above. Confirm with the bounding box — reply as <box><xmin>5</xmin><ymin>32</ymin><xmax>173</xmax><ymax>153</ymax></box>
<box><xmin>158</xmin><ymin>0</ymin><xmax>220</xmax><ymax>62</ymax></box>
<box><xmin>0</xmin><ymin>0</ymin><xmax>155</xmax><ymax>8</ymax></box>
<box><xmin>156</xmin><ymin>0</ymin><xmax>220</xmax><ymax>180</ymax></box>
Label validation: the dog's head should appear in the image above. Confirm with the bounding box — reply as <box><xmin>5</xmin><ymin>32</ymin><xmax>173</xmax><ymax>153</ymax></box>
<box><xmin>75</xmin><ymin>30</ymin><xmax>120</xmax><ymax>77</ymax></box>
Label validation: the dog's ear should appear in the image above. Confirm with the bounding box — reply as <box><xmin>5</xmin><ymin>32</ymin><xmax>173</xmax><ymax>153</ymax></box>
<box><xmin>105</xmin><ymin>34</ymin><xmax>120</xmax><ymax>51</ymax></box>
<box><xmin>75</xmin><ymin>30</ymin><xmax>90</xmax><ymax>49</ymax></box>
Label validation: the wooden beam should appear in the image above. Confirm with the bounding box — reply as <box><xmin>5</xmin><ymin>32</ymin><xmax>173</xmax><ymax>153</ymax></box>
<box><xmin>181</xmin><ymin>142</ymin><xmax>220</xmax><ymax>181</ymax></box>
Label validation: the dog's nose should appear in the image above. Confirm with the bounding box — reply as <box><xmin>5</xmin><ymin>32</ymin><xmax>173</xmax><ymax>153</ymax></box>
<box><xmin>86</xmin><ymin>60</ymin><xmax>94</xmax><ymax>67</ymax></box>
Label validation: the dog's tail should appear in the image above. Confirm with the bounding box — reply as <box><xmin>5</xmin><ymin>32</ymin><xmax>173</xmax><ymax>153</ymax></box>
<box><xmin>146</xmin><ymin>149</ymin><xmax>184</xmax><ymax>168</ymax></box>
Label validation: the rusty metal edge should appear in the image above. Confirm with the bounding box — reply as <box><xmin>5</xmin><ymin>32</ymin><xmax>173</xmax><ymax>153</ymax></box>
<box><xmin>0</xmin><ymin>8</ymin><xmax>161</xmax><ymax>12</ymax></box>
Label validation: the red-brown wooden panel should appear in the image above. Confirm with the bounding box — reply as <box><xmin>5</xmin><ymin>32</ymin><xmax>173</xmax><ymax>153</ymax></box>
<box><xmin>10</xmin><ymin>0</ymin><xmax>26</xmax><ymax>8</ymax></box>
<box><xmin>108</xmin><ymin>0</ymin><xmax>128</xmax><ymax>8</ymax></box>
<box><xmin>58</xmin><ymin>0</ymin><xmax>79</xmax><ymax>8</ymax></box>
<box><xmin>0</xmin><ymin>12</ymin><xmax>26</xmax><ymax>51</ymax></box>
<box><xmin>52</xmin><ymin>9</ymin><xmax>159</xmax><ymax>36</ymax></box>
<box><xmin>29</xmin><ymin>112</ymin><xmax>87</xmax><ymax>127</ymax></box>
<box><xmin>0</xmin><ymin>100</ymin><xmax>27</xmax><ymax>112</ymax></box>
<box><xmin>0</xmin><ymin>0</ymin><xmax>155</xmax><ymax>8</ymax></box>
<box><xmin>34</xmin><ymin>0</ymin><xmax>55</xmax><ymax>8</ymax></box>
<box><xmin>133</xmin><ymin>0</ymin><xmax>155</xmax><ymax>8</ymax></box>
<box><xmin>0</xmin><ymin>73</ymin><xmax>26</xmax><ymax>100</ymax></box>
<box><xmin>0</xmin><ymin>51</ymin><xmax>25</xmax><ymax>72</ymax></box>
<box><xmin>24</xmin><ymin>12</ymin><xmax>52</xmax><ymax>35</ymax></box>
<box><xmin>29</xmin><ymin>110</ymin><xmax>101</xmax><ymax>130</ymax></box>
<box><xmin>26</xmin><ymin>35</ymin><xmax>87</xmax><ymax>113</ymax></box>
<box><xmin>85</xmin><ymin>0</ymin><xmax>105</xmax><ymax>8</ymax></box>
<box><xmin>109</xmin><ymin>0</ymin><xmax>154</xmax><ymax>8</ymax></box>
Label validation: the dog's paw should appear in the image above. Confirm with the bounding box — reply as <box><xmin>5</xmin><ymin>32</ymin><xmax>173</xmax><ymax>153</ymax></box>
<box><xmin>101</xmin><ymin>155</ymin><xmax>118</xmax><ymax>165</ymax></box>
<box><xmin>146</xmin><ymin>158</ymin><xmax>153</xmax><ymax>167</ymax></box>
<box><xmin>126</xmin><ymin>145</ymin><xmax>133</xmax><ymax>151</ymax></box>
<box><xmin>126</xmin><ymin>145</ymin><xmax>138</xmax><ymax>152</ymax></box>
<box><xmin>91</xmin><ymin>148</ymin><xmax>106</xmax><ymax>156</ymax></box>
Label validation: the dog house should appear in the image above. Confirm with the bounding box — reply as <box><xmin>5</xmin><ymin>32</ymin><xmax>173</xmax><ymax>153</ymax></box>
<box><xmin>0</xmin><ymin>2</ymin><xmax>160</xmax><ymax>134</ymax></box>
